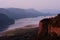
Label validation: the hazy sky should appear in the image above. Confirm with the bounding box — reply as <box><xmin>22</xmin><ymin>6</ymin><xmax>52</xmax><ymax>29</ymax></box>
<box><xmin>0</xmin><ymin>0</ymin><xmax>60</xmax><ymax>10</ymax></box>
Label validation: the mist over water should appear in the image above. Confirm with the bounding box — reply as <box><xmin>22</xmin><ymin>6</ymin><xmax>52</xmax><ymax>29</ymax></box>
<box><xmin>6</xmin><ymin>16</ymin><xmax>54</xmax><ymax>31</ymax></box>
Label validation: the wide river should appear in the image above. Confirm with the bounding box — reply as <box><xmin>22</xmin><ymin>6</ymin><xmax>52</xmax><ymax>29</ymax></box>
<box><xmin>6</xmin><ymin>16</ymin><xmax>55</xmax><ymax>31</ymax></box>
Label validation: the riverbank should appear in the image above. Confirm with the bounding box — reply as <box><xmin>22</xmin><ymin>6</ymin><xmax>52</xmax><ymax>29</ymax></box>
<box><xmin>0</xmin><ymin>24</ymin><xmax>38</xmax><ymax>40</ymax></box>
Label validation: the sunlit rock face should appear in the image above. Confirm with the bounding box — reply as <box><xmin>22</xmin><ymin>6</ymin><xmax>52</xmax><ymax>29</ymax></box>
<box><xmin>48</xmin><ymin>27</ymin><xmax>60</xmax><ymax>36</ymax></box>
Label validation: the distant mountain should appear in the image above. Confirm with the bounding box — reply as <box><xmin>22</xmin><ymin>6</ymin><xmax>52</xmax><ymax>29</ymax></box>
<box><xmin>0</xmin><ymin>8</ymin><xmax>55</xmax><ymax>20</ymax></box>
<box><xmin>40</xmin><ymin>9</ymin><xmax>60</xmax><ymax>14</ymax></box>
<box><xmin>0</xmin><ymin>13</ymin><xmax>15</xmax><ymax>31</ymax></box>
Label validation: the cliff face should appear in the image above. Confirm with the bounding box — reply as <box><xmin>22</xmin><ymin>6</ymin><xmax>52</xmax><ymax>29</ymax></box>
<box><xmin>49</xmin><ymin>27</ymin><xmax>60</xmax><ymax>36</ymax></box>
